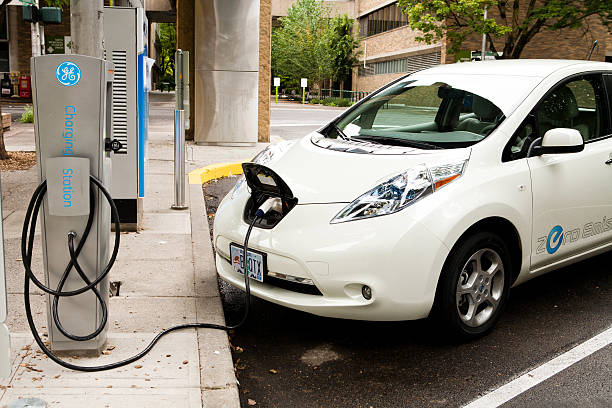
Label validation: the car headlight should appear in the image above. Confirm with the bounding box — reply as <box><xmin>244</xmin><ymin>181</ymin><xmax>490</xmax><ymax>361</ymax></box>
<box><xmin>231</xmin><ymin>140</ymin><xmax>297</xmax><ymax>199</ymax></box>
<box><xmin>330</xmin><ymin>160</ymin><xmax>467</xmax><ymax>223</ymax></box>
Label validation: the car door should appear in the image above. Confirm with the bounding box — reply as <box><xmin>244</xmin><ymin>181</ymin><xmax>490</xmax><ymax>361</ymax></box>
<box><xmin>527</xmin><ymin>73</ymin><xmax>612</xmax><ymax>271</ymax></box>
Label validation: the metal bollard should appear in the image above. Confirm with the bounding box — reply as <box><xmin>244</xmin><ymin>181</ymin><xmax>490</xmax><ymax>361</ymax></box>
<box><xmin>172</xmin><ymin>109</ymin><xmax>188</xmax><ymax>210</ymax></box>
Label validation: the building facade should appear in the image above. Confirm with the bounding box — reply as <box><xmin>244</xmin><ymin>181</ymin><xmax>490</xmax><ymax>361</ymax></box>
<box><xmin>351</xmin><ymin>0</ymin><xmax>612</xmax><ymax>92</ymax></box>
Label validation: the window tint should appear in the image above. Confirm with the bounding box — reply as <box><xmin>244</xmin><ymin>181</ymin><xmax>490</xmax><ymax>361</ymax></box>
<box><xmin>504</xmin><ymin>74</ymin><xmax>609</xmax><ymax>161</ymax></box>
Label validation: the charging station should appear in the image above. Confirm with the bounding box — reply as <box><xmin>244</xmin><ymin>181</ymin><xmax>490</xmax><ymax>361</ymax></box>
<box><xmin>31</xmin><ymin>54</ymin><xmax>114</xmax><ymax>353</ymax></box>
<box><xmin>104</xmin><ymin>6</ymin><xmax>149</xmax><ymax>230</ymax></box>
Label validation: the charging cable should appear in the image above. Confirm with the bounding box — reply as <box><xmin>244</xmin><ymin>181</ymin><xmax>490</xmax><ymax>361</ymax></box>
<box><xmin>22</xmin><ymin>176</ymin><xmax>263</xmax><ymax>372</ymax></box>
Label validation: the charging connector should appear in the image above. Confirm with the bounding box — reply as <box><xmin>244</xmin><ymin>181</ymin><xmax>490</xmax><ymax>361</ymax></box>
<box><xmin>256</xmin><ymin>197</ymin><xmax>282</xmax><ymax>218</ymax></box>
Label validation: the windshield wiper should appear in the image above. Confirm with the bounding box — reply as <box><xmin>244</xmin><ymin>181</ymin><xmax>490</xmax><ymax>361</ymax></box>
<box><xmin>351</xmin><ymin>135</ymin><xmax>442</xmax><ymax>150</ymax></box>
<box><xmin>331</xmin><ymin>122</ymin><xmax>349</xmax><ymax>140</ymax></box>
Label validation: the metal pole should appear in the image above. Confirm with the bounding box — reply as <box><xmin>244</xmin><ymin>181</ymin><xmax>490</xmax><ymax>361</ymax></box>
<box><xmin>481</xmin><ymin>7</ymin><xmax>488</xmax><ymax>62</ymax></box>
<box><xmin>30</xmin><ymin>0</ymin><xmax>41</xmax><ymax>57</ymax></box>
<box><xmin>70</xmin><ymin>0</ymin><xmax>104</xmax><ymax>58</ymax></box>
<box><xmin>172</xmin><ymin>109</ymin><xmax>188</xmax><ymax>210</ymax></box>
<box><xmin>175</xmin><ymin>49</ymin><xmax>184</xmax><ymax>110</ymax></box>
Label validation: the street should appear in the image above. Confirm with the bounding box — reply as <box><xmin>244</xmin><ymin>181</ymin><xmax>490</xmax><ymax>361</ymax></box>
<box><xmin>203</xmin><ymin>105</ymin><xmax>611</xmax><ymax>407</ymax></box>
<box><xmin>270</xmin><ymin>104</ymin><xmax>347</xmax><ymax>140</ymax></box>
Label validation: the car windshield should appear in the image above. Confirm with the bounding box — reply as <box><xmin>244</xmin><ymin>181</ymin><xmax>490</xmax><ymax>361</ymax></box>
<box><xmin>333</xmin><ymin>77</ymin><xmax>507</xmax><ymax>149</ymax></box>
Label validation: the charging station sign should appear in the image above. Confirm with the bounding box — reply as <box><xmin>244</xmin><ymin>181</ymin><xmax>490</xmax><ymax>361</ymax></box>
<box><xmin>45</xmin><ymin>157</ymin><xmax>90</xmax><ymax>216</ymax></box>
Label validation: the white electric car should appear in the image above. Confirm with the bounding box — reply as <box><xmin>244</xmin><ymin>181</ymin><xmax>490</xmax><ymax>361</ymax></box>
<box><xmin>214</xmin><ymin>60</ymin><xmax>612</xmax><ymax>338</ymax></box>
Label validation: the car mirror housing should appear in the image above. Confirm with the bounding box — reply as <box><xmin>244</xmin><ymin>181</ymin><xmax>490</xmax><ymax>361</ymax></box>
<box><xmin>529</xmin><ymin>128</ymin><xmax>584</xmax><ymax>156</ymax></box>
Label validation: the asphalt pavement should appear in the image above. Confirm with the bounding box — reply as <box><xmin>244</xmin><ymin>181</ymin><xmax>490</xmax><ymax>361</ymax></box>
<box><xmin>270</xmin><ymin>104</ymin><xmax>347</xmax><ymax>140</ymax></box>
<box><xmin>204</xmin><ymin>171</ymin><xmax>611</xmax><ymax>408</ymax></box>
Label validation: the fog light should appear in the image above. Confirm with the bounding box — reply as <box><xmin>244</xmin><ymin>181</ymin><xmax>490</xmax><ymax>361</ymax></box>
<box><xmin>361</xmin><ymin>285</ymin><xmax>372</xmax><ymax>300</ymax></box>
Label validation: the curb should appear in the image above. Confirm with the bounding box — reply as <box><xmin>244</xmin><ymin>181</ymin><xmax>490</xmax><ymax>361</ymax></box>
<box><xmin>188</xmin><ymin>161</ymin><xmax>248</xmax><ymax>185</ymax></box>
<box><xmin>188</xmin><ymin>177</ymin><xmax>241</xmax><ymax>407</ymax></box>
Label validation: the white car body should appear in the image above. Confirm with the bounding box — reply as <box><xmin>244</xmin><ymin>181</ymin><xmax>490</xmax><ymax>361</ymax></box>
<box><xmin>213</xmin><ymin>60</ymin><xmax>612</xmax><ymax>322</ymax></box>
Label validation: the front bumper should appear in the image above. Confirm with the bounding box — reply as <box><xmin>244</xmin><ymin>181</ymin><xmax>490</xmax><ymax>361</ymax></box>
<box><xmin>214</xmin><ymin>194</ymin><xmax>450</xmax><ymax>321</ymax></box>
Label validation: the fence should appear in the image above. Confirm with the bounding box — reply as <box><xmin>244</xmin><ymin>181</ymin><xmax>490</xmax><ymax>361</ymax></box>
<box><xmin>318</xmin><ymin>89</ymin><xmax>371</xmax><ymax>103</ymax></box>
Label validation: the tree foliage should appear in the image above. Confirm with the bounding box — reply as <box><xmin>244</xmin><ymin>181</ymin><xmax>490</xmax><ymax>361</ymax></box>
<box><xmin>156</xmin><ymin>23</ymin><xmax>176</xmax><ymax>79</ymax></box>
<box><xmin>272</xmin><ymin>0</ymin><xmax>360</xmax><ymax>88</ymax></box>
<box><xmin>329</xmin><ymin>15</ymin><xmax>361</xmax><ymax>84</ymax></box>
<box><xmin>398</xmin><ymin>0</ymin><xmax>612</xmax><ymax>59</ymax></box>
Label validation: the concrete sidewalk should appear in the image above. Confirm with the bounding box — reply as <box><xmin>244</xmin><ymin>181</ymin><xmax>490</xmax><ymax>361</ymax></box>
<box><xmin>0</xmin><ymin>94</ymin><xmax>267</xmax><ymax>407</ymax></box>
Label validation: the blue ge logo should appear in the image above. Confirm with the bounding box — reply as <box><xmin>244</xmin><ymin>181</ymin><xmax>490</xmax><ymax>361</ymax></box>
<box><xmin>546</xmin><ymin>225</ymin><xmax>563</xmax><ymax>254</ymax></box>
<box><xmin>56</xmin><ymin>61</ymin><xmax>81</xmax><ymax>86</ymax></box>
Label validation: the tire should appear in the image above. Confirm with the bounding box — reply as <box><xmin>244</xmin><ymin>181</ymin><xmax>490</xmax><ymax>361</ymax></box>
<box><xmin>434</xmin><ymin>231</ymin><xmax>512</xmax><ymax>340</ymax></box>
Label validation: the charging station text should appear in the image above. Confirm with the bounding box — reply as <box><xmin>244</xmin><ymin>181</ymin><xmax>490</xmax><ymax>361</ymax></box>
<box><xmin>63</xmin><ymin>106</ymin><xmax>76</xmax><ymax>156</ymax></box>
<box><xmin>62</xmin><ymin>168</ymin><xmax>74</xmax><ymax>207</ymax></box>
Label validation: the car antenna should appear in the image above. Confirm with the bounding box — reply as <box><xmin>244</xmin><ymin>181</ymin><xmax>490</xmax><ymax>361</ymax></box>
<box><xmin>587</xmin><ymin>40</ymin><xmax>598</xmax><ymax>61</ymax></box>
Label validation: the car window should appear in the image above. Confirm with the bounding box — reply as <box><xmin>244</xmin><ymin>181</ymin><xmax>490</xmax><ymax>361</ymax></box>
<box><xmin>504</xmin><ymin>74</ymin><xmax>609</xmax><ymax>161</ymax></box>
<box><xmin>335</xmin><ymin>81</ymin><xmax>505</xmax><ymax>149</ymax></box>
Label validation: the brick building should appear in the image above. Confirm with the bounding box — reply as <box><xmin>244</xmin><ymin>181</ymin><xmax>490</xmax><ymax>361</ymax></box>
<box><xmin>273</xmin><ymin>0</ymin><xmax>612</xmax><ymax>93</ymax></box>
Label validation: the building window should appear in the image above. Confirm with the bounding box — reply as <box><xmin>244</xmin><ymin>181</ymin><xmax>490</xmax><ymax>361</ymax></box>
<box><xmin>359</xmin><ymin>2</ymin><xmax>408</xmax><ymax>37</ymax></box>
<box><xmin>358</xmin><ymin>51</ymin><xmax>441</xmax><ymax>77</ymax></box>
<box><xmin>0</xmin><ymin>11</ymin><xmax>8</xmax><ymax>72</ymax></box>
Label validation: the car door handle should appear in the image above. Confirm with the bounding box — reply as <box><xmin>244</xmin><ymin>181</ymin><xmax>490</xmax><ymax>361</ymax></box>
<box><xmin>606</xmin><ymin>159</ymin><xmax>612</xmax><ymax>165</ymax></box>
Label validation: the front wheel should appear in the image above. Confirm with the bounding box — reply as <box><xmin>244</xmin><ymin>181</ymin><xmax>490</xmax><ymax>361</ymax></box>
<box><xmin>434</xmin><ymin>231</ymin><xmax>511</xmax><ymax>340</ymax></box>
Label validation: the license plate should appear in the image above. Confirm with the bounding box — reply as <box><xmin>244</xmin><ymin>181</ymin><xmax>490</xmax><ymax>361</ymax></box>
<box><xmin>230</xmin><ymin>244</ymin><xmax>266</xmax><ymax>283</ymax></box>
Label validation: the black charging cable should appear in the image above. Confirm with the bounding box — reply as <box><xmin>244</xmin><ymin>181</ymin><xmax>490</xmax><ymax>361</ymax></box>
<box><xmin>22</xmin><ymin>175</ymin><xmax>261</xmax><ymax>372</ymax></box>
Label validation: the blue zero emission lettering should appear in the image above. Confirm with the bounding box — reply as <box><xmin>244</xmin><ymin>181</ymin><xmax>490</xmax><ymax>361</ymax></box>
<box><xmin>537</xmin><ymin>218</ymin><xmax>612</xmax><ymax>255</ymax></box>
<box><xmin>546</xmin><ymin>225</ymin><xmax>563</xmax><ymax>254</ymax></box>
<box><xmin>56</xmin><ymin>61</ymin><xmax>81</xmax><ymax>86</ymax></box>
<box><xmin>62</xmin><ymin>168</ymin><xmax>73</xmax><ymax>207</ymax></box>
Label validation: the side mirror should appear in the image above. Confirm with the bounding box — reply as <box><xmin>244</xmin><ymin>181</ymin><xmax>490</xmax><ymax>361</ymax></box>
<box><xmin>529</xmin><ymin>128</ymin><xmax>584</xmax><ymax>157</ymax></box>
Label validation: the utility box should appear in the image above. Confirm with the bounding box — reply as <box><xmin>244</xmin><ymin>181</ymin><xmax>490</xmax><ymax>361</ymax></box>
<box><xmin>104</xmin><ymin>6</ymin><xmax>149</xmax><ymax>230</ymax></box>
<box><xmin>31</xmin><ymin>54</ymin><xmax>114</xmax><ymax>353</ymax></box>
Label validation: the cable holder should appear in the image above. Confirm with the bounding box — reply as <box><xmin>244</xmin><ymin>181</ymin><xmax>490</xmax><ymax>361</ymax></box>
<box><xmin>22</xmin><ymin>175</ymin><xmax>259</xmax><ymax>372</ymax></box>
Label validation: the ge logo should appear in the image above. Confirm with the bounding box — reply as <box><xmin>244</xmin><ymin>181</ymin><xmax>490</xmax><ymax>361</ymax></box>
<box><xmin>56</xmin><ymin>61</ymin><xmax>81</xmax><ymax>86</ymax></box>
<box><xmin>546</xmin><ymin>225</ymin><xmax>563</xmax><ymax>254</ymax></box>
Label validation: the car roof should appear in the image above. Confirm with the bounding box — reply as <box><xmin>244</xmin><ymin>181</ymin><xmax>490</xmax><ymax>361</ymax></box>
<box><xmin>417</xmin><ymin>59</ymin><xmax>612</xmax><ymax>78</ymax></box>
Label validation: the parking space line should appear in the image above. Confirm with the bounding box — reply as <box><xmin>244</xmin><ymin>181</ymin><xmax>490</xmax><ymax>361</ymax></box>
<box><xmin>463</xmin><ymin>326</ymin><xmax>612</xmax><ymax>408</ymax></box>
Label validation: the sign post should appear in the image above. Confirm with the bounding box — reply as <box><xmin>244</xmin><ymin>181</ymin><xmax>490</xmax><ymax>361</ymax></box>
<box><xmin>274</xmin><ymin>77</ymin><xmax>280</xmax><ymax>104</ymax></box>
<box><xmin>301</xmin><ymin>78</ymin><xmax>307</xmax><ymax>105</ymax></box>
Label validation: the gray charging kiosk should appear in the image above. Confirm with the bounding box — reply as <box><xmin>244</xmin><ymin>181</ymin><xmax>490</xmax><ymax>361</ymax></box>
<box><xmin>31</xmin><ymin>54</ymin><xmax>114</xmax><ymax>353</ymax></box>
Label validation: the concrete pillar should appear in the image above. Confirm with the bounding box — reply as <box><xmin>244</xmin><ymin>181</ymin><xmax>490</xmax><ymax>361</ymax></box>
<box><xmin>258</xmin><ymin>0</ymin><xmax>271</xmax><ymax>143</ymax></box>
<box><xmin>70</xmin><ymin>0</ymin><xmax>104</xmax><ymax>59</ymax></box>
<box><xmin>194</xmin><ymin>0</ymin><xmax>260</xmax><ymax>146</ymax></box>
<box><xmin>176</xmin><ymin>0</ymin><xmax>195</xmax><ymax>140</ymax></box>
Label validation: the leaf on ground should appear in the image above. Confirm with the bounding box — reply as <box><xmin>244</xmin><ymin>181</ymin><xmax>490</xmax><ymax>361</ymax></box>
<box><xmin>247</xmin><ymin>399</ymin><xmax>257</xmax><ymax>406</ymax></box>
<box><xmin>134</xmin><ymin>365</ymin><xmax>143</xmax><ymax>369</ymax></box>
<box><xmin>269</xmin><ymin>369</ymin><xmax>278</xmax><ymax>374</ymax></box>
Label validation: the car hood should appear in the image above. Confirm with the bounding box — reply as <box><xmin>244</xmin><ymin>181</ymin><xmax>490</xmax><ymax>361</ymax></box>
<box><xmin>262</xmin><ymin>133</ymin><xmax>471</xmax><ymax>204</ymax></box>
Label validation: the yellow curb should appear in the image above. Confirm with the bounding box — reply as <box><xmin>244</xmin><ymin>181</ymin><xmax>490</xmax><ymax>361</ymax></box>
<box><xmin>188</xmin><ymin>160</ymin><xmax>250</xmax><ymax>185</ymax></box>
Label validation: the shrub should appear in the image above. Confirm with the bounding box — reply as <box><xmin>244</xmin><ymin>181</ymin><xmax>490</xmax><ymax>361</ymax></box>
<box><xmin>321</xmin><ymin>97</ymin><xmax>352</xmax><ymax>107</ymax></box>
<box><xmin>20</xmin><ymin>106</ymin><xmax>34</xmax><ymax>123</ymax></box>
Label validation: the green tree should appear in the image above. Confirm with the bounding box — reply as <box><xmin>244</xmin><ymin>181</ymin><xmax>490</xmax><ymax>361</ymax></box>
<box><xmin>398</xmin><ymin>0</ymin><xmax>612</xmax><ymax>59</ymax></box>
<box><xmin>328</xmin><ymin>14</ymin><xmax>360</xmax><ymax>89</ymax></box>
<box><xmin>155</xmin><ymin>23</ymin><xmax>176</xmax><ymax>85</ymax></box>
<box><xmin>272</xmin><ymin>0</ymin><xmax>334</xmax><ymax>90</ymax></box>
